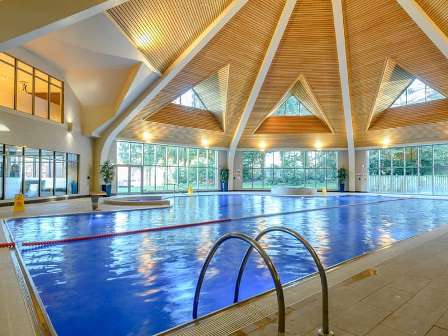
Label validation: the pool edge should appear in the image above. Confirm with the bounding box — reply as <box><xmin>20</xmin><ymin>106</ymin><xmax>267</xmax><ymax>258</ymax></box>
<box><xmin>158</xmin><ymin>223</ymin><xmax>448</xmax><ymax>336</ymax></box>
<box><xmin>1</xmin><ymin>219</ymin><xmax>57</xmax><ymax>336</ymax></box>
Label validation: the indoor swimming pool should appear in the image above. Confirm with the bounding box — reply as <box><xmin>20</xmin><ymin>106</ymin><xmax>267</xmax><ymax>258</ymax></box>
<box><xmin>5</xmin><ymin>194</ymin><xmax>448</xmax><ymax>335</ymax></box>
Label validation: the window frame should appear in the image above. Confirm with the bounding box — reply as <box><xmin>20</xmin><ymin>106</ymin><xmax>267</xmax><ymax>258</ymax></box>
<box><xmin>116</xmin><ymin>141</ymin><xmax>218</xmax><ymax>193</ymax></box>
<box><xmin>0</xmin><ymin>52</ymin><xmax>64</xmax><ymax>123</ymax></box>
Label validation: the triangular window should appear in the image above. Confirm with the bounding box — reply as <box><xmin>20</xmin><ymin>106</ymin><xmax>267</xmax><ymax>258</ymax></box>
<box><xmin>272</xmin><ymin>95</ymin><xmax>312</xmax><ymax>116</ymax></box>
<box><xmin>391</xmin><ymin>78</ymin><xmax>445</xmax><ymax>108</ymax></box>
<box><xmin>172</xmin><ymin>88</ymin><xmax>207</xmax><ymax>110</ymax></box>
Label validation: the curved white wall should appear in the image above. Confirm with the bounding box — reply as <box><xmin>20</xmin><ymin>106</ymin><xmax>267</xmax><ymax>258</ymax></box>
<box><xmin>0</xmin><ymin>47</ymin><xmax>93</xmax><ymax>195</ymax></box>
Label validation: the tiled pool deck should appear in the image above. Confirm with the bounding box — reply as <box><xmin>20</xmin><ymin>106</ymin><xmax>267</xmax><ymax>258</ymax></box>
<box><xmin>0</xmin><ymin>193</ymin><xmax>448</xmax><ymax>336</ymax></box>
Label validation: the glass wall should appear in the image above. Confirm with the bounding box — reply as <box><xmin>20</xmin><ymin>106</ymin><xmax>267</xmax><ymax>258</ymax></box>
<box><xmin>0</xmin><ymin>145</ymin><xmax>79</xmax><ymax>200</ymax></box>
<box><xmin>116</xmin><ymin>141</ymin><xmax>218</xmax><ymax>193</ymax></box>
<box><xmin>67</xmin><ymin>153</ymin><xmax>79</xmax><ymax>194</ymax></box>
<box><xmin>55</xmin><ymin>152</ymin><xmax>67</xmax><ymax>195</ymax></box>
<box><xmin>368</xmin><ymin>144</ymin><xmax>448</xmax><ymax>195</ymax></box>
<box><xmin>24</xmin><ymin>148</ymin><xmax>40</xmax><ymax>198</ymax></box>
<box><xmin>5</xmin><ymin>146</ymin><xmax>23</xmax><ymax>199</ymax></box>
<box><xmin>242</xmin><ymin>150</ymin><xmax>338</xmax><ymax>190</ymax></box>
<box><xmin>0</xmin><ymin>52</ymin><xmax>64</xmax><ymax>123</ymax></box>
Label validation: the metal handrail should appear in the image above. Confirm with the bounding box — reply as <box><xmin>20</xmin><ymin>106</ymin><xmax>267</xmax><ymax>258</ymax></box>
<box><xmin>192</xmin><ymin>232</ymin><xmax>286</xmax><ymax>335</ymax></box>
<box><xmin>233</xmin><ymin>227</ymin><xmax>333</xmax><ymax>336</ymax></box>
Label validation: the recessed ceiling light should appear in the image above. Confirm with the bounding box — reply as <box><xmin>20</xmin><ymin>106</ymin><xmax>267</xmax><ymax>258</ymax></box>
<box><xmin>0</xmin><ymin>123</ymin><xmax>10</xmax><ymax>132</ymax></box>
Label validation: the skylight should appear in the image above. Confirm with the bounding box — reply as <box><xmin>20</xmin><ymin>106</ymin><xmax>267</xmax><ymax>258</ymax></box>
<box><xmin>391</xmin><ymin>78</ymin><xmax>445</xmax><ymax>108</ymax></box>
<box><xmin>272</xmin><ymin>95</ymin><xmax>313</xmax><ymax>116</ymax></box>
<box><xmin>172</xmin><ymin>88</ymin><xmax>207</xmax><ymax>110</ymax></box>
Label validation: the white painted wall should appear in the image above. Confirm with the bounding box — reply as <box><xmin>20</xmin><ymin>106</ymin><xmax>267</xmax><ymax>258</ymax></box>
<box><xmin>355</xmin><ymin>150</ymin><xmax>369</xmax><ymax>192</ymax></box>
<box><xmin>0</xmin><ymin>47</ymin><xmax>93</xmax><ymax>195</ymax></box>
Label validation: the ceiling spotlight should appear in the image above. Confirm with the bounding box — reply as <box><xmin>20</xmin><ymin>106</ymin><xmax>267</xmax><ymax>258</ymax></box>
<box><xmin>259</xmin><ymin>141</ymin><xmax>266</xmax><ymax>152</ymax></box>
<box><xmin>382</xmin><ymin>137</ymin><xmax>390</xmax><ymax>147</ymax></box>
<box><xmin>202</xmin><ymin>139</ymin><xmax>209</xmax><ymax>148</ymax></box>
<box><xmin>315</xmin><ymin>140</ymin><xmax>322</xmax><ymax>150</ymax></box>
<box><xmin>135</xmin><ymin>33</ymin><xmax>152</xmax><ymax>49</ymax></box>
<box><xmin>143</xmin><ymin>131</ymin><xmax>151</xmax><ymax>141</ymax></box>
<box><xmin>0</xmin><ymin>123</ymin><xmax>10</xmax><ymax>132</ymax></box>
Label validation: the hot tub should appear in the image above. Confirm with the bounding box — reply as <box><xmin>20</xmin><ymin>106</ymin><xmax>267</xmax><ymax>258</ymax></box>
<box><xmin>103</xmin><ymin>195</ymin><xmax>171</xmax><ymax>206</ymax></box>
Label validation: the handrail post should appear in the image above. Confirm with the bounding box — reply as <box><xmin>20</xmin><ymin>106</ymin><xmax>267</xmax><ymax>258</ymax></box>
<box><xmin>192</xmin><ymin>232</ymin><xmax>286</xmax><ymax>335</ymax></box>
<box><xmin>234</xmin><ymin>227</ymin><xmax>334</xmax><ymax>336</ymax></box>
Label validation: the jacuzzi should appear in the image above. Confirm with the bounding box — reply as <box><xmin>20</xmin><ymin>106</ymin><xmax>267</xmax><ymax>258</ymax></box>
<box><xmin>103</xmin><ymin>195</ymin><xmax>171</xmax><ymax>206</ymax></box>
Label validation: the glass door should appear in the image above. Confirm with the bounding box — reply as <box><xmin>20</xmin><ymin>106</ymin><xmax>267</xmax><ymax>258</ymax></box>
<box><xmin>117</xmin><ymin>166</ymin><xmax>129</xmax><ymax>193</ymax></box>
<box><xmin>130</xmin><ymin>166</ymin><xmax>142</xmax><ymax>193</ymax></box>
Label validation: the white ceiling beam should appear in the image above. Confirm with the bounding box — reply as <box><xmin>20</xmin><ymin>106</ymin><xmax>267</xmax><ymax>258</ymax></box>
<box><xmin>95</xmin><ymin>0</ymin><xmax>249</xmax><ymax>171</ymax></box>
<box><xmin>227</xmin><ymin>0</ymin><xmax>297</xmax><ymax>190</ymax></box>
<box><xmin>332</xmin><ymin>0</ymin><xmax>356</xmax><ymax>191</ymax></box>
<box><xmin>396</xmin><ymin>0</ymin><xmax>448</xmax><ymax>59</ymax></box>
<box><xmin>0</xmin><ymin>0</ymin><xmax>127</xmax><ymax>52</ymax></box>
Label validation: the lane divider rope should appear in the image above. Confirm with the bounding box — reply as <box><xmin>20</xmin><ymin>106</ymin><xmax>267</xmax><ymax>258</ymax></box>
<box><xmin>1</xmin><ymin>197</ymin><xmax>410</xmax><ymax>249</ymax></box>
<box><xmin>20</xmin><ymin>218</ymin><xmax>233</xmax><ymax>247</ymax></box>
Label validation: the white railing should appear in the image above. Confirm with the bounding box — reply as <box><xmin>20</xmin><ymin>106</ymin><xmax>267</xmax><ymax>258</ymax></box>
<box><xmin>368</xmin><ymin>175</ymin><xmax>448</xmax><ymax>195</ymax></box>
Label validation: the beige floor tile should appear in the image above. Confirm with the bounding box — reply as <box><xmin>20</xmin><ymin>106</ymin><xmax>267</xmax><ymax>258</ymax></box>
<box><xmin>383</xmin><ymin>287</ymin><xmax>448</xmax><ymax>336</ymax></box>
<box><xmin>426</xmin><ymin>326</ymin><xmax>448</xmax><ymax>336</ymax></box>
<box><xmin>366</xmin><ymin>324</ymin><xmax>408</xmax><ymax>336</ymax></box>
<box><xmin>331</xmin><ymin>301</ymin><xmax>391</xmax><ymax>336</ymax></box>
<box><xmin>388</xmin><ymin>275</ymin><xmax>431</xmax><ymax>294</ymax></box>
<box><xmin>361</xmin><ymin>285</ymin><xmax>413</xmax><ymax>311</ymax></box>
<box><xmin>427</xmin><ymin>275</ymin><xmax>448</xmax><ymax>292</ymax></box>
<box><xmin>284</xmin><ymin>301</ymin><xmax>321</xmax><ymax>335</ymax></box>
<box><xmin>436</xmin><ymin>310</ymin><xmax>448</xmax><ymax>330</ymax></box>
<box><xmin>328</xmin><ymin>285</ymin><xmax>370</xmax><ymax>312</ymax></box>
<box><xmin>305</xmin><ymin>326</ymin><xmax>356</xmax><ymax>336</ymax></box>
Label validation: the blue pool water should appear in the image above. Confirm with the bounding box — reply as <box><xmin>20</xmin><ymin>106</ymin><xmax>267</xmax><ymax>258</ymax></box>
<box><xmin>7</xmin><ymin>194</ymin><xmax>448</xmax><ymax>335</ymax></box>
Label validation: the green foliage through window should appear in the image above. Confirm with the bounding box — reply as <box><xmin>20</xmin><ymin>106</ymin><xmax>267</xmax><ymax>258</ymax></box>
<box><xmin>116</xmin><ymin>141</ymin><xmax>218</xmax><ymax>193</ymax></box>
<box><xmin>368</xmin><ymin>144</ymin><xmax>448</xmax><ymax>194</ymax></box>
<box><xmin>242</xmin><ymin>150</ymin><xmax>338</xmax><ymax>190</ymax></box>
<box><xmin>272</xmin><ymin>96</ymin><xmax>312</xmax><ymax>116</ymax></box>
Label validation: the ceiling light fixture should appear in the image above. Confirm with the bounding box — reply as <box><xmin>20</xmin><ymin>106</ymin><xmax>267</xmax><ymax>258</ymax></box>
<box><xmin>259</xmin><ymin>141</ymin><xmax>266</xmax><ymax>152</ymax></box>
<box><xmin>143</xmin><ymin>131</ymin><xmax>151</xmax><ymax>141</ymax></box>
<box><xmin>202</xmin><ymin>139</ymin><xmax>210</xmax><ymax>148</ymax></box>
<box><xmin>135</xmin><ymin>33</ymin><xmax>152</xmax><ymax>49</ymax></box>
<box><xmin>315</xmin><ymin>140</ymin><xmax>322</xmax><ymax>150</ymax></box>
<box><xmin>0</xmin><ymin>123</ymin><xmax>10</xmax><ymax>132</ymax></box>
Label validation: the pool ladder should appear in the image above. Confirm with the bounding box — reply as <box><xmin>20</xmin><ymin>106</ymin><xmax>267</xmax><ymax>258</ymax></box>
<box><xmin>192</xmin><ymin>227</ymin><xmax>334</xmax><ymax>336</ymax></box>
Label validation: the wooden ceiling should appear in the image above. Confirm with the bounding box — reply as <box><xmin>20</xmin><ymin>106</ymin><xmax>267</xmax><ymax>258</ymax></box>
<box><xmin>119</xmin><ymin>0</ymin><xmax>286</xmax><ymax>148</ymax></box>
<box><xmin>344</xmin><ymin>0</ymin><xmax>448</xmax><ymax>148</ymax></box>
<box><xmin>113</xmin><ymin>0</ymin><xmax>448</xmax><ymax>150</ymax></box>
<box><xmin>108</xmin><ymin>0</ymin><xmax>231</xmax><ymax>72</ymax></box>
<box><xmin>365</xmin><ymin>60</ymin><xmax>415</xmax><ymax>131</ymax></box>
<box><xmin>416</xmin><ymin>0</ymin><xmax>448</xmax><ymax>37</ymax></box>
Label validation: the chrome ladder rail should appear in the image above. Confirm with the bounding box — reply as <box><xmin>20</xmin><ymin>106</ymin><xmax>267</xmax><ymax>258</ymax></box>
<box><xmin>233</xmin><ymin>227</ymin><xmax>334</xmax><ymax>336</ymax></box>
<box><xmin>192</xmin><ymin>232</ymin><xmax>286</xmax><ymax>336</ymax></box>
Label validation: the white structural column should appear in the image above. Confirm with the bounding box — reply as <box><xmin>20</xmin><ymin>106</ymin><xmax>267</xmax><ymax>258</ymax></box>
<box><xmin>94</xmin><ymin>0</ymin><xmax>248</xmax><ymax>189</ymax></box>
<box><xmin>397</xmin><ymin>0</ymin><xmax>448</xmax><ymax>59</ymax></box>
<box><xmin>227</xmin><ymin>0</ymin><xmax>297</xmax><ymax>190</ymax></box>
<box><xmin>0</xmin><ymin>0</ymin><xmax>127</xmax><ymax>51</ymax></box>
<box><xmin>332</xmin><ymin>0</ymin><xmax>356</xmax><ymax>191</ymax></box>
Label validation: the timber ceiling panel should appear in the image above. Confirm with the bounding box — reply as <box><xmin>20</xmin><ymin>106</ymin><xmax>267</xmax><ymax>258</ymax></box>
<box><xmin>122</xmin><ymin>122</ymin><xmax>231</xmax><ymax>148</ymax></box>
<box><xmin>370</xmin><ymin>98</ymin><xmax>448</xmax><ymax>130</ymax></box>
<box><xmin>239</xmin><ymin>0</ymin><xmax>346</xmax><ymax>149</ymax></box>
<box><xmin>344</xmin><ymin>0</ymin><xmax>448</xmax><ymax>147</ymax></box>
<box><xmin>416</xmin><ymin>0</ymin><xmax>448</xmax><ymax>37</ymax></box>
<box><xmin>145</xmin><ymin>103</ymin><xmax>223</xmax><ymax>132</ymax></box>
<box><xmin>108</xmin><ymin>0</ymin><xmax>232</xmax><ymax>72</ymax></box>
<box><xmin>193</xmin><ymin>64</ymin><xmax>229</xmax><ymax>129</ymax></box>
<box><xmin>119</xmin><ymin>0</ymin><xmax>286</xmax><ymax>147</ymax></box>
<box><xmin>255</xmin><ymin>116</ymin><xmax>332</xmax><ymax>134</ymax></box>
<box><xmin>366</xmin><ymin>59</ymin><xmax>415</xmax><ymax>130</ymax></box>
